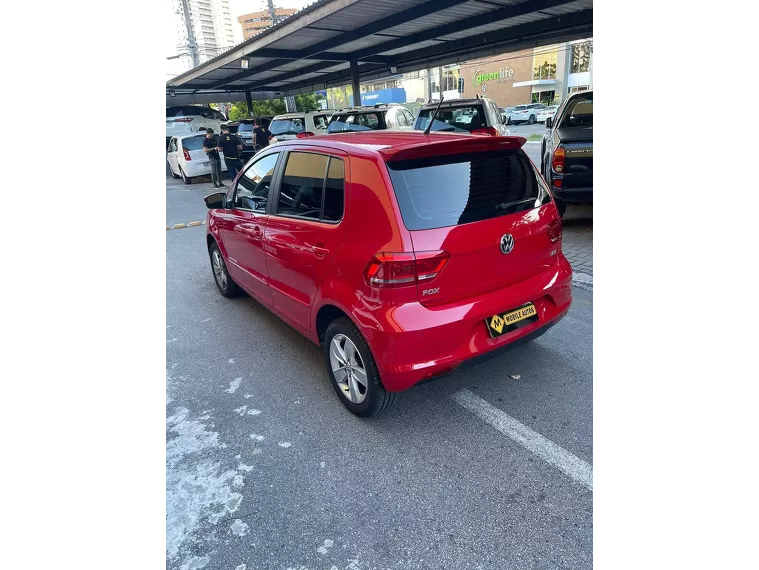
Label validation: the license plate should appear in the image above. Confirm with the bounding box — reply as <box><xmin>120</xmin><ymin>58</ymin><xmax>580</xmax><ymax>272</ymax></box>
<box><xmin>485</xmin><ymin>303</ymin><xmax>538</xmax><ymax>338</ymax></box>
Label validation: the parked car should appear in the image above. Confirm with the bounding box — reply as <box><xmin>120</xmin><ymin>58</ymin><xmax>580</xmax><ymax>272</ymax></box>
<box><xmin>166</xmin><ymin>105</ymin><xmax>227</xmax><ymax>149</ymax></box>
<box><xmin>227</xmin><ymin>117</ymin><xmax>273</xmax><ymax>161</ymax></box>
<box><xmin>269</xmin><ymin>110</ymin><xmax>334</xmax><ymax>141</ymax></box>
<box><xmin>541</xmin><ymin>90</ymin><xmax>593</xmax><ymax>216</ymax></box>
<box><xmin>413</xmin><ymin>97</ymin><xmax>510</xmax><ymax>136</ymax></box>
<box><xmin>326</xmin><ymin>104</ymin><xmax>414</xmax><ymax>133</ymax></box>
<box><xmin>166</xmin><ymin>133</ymin><xmax>228</xmax><ymax>184</ymax></box>
<box><xmin>536</xmin><ymin>105</ymin><xmax>559</xmax><ymax>123</ymax></box>
<box><xmin>509</xmin><ymin>103</ymin><xmax>546</xmax><ymax>125</ymax></box>
<box><xmin>501</xmin><ymin>106</ymin><xmax>516</xmax><ymax>124</ymax></box>
<box><xmin>203</xmin><ymin>132</ymin><xmax>571</xmax><ymax>416</ymax></box>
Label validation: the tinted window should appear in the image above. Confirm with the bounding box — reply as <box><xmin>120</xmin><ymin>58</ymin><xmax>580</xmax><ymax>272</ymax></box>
<box><xmin>269</xmin><ymin>118</ymin><xmax>305</xmax><ymax>136</ymax></box>
<box><xmin>234</xmin><ymin>153</ymin><xmax>280</xmax><ymax>211</ymax></box>
<box><xmin>278</xmin><ymin>153</ymin><xmax>329</xmax><ymax>220</ymax></box>
<box><xmin>415</xmin><ymin>105</ymin><xmax>485</xmax><ymax>133</ymax></box>
<box><xmin>560</xmin><ymin>94</ymin><xmax>593</xmax><ymax>127</ymax></box>
<box><xmin>327</xmin><ymin>112</ymin><xmax>382</xmax><ymax>133</ymax></box>
<box><xmin>386</xmin><ymin>150</ymin><xmax>550</xmax><ymax>231</ymax></box>
<box><xmin>166</xmin><ymin>107</ymin><xmax>182</xmax><ymax>117</ymax></box>
<box><xmin>313</xmin><ymin>115</ymin><xmax>329</xmax><ymax>130</ymax></box>
<box><xmin>181</xmin><ymin>135</ymin><xmax>205</xmax><ymax>151</ymax></box>
<box><xmin>213</xmin><ymin>110</ymin><xmax>225</xmax><ymax>121</ymax></box>
<box><xmin>237</xmin><ymin>122</ymin><xmax>254</xmax><ymax>133</ymax></box>
<box><xmin>323</xmin><ymin>158</ymin><xmax>345</xmax><ymax>222</ymax></box>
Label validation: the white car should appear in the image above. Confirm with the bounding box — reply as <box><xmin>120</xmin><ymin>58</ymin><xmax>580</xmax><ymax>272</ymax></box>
<box><xmin>166</xmin><ymin>133</ymin><xmax>228</xmax><ymax>185</ymax></box>
<box><xmin>268</xmin><ymin>110</ymin><xmax>335</xmax><ymax>141</ymax></box>
<box><xmin>166</xmin><ymin>105</ymin><xmax>227</xmax><ymax>149</ymax></box>
<box><xmin>536</xmin><ymin>105</ymin><xmax>559</xmax><ymax>123</ymax></box>
<box><xmin>509</xmin><ymin>103</ymin><xmax>546</xmax><ymax>125</ymax></box>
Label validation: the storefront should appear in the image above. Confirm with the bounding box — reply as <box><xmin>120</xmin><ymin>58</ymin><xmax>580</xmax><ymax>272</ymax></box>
<box><xmin>359</xmin><ymin>87</ymin><xmax>407</xmax><ymax>105</ymax></box>
<box><xmin>458</xmin><ymin>49</ymin><xmax>534</xmax><ymax>108</ymax></box>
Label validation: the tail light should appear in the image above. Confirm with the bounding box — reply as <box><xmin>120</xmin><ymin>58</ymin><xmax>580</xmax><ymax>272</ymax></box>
<box><xmin>551</xmin><ymin>146</ymin><xmax>565</xmax><ymax>173</ymax></box>
<box><xmin>173</xmin><ymin>117</ymin><xmax>194</xmax><ymax>123</ymax></box>
<box><xmin>183</xmin><ymin>148</ymin><xmax>192</xmax><ymax>161</ymax></box>
<box><xmin>471</xmin><ymin>127</ymin><xmax>499</xmax><ymax>137</ymax></box>
<box><xmin>296</xmin><ymin>131</ymin><xmax>315</xmax><ymax>138</ymax></box>
<box><xmin>547</xmin><ymin>218</ymin><xmax>562</xmax><ymax>243</ymax></box>
<box><xmin>552</xmin><ymin>178</ymin><xmax>563</xmax><ymax>189</ymax></box>
<box><xmin>364</xmin><ymin>251</ymin><xmax>450</xmax><ymax>288</ymax></box>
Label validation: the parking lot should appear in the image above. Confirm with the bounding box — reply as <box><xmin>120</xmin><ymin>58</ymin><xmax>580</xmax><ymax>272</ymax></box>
<box><xmin>166</xmin><ymin>158</ymin><xmax>593</xmax><ymax>569</ymax></box>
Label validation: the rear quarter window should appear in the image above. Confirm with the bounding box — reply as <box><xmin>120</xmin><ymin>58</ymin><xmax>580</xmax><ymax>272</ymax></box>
<box><xmin>327</xmin><ymin>113</ymin><xmax>382</xmax><ymax>132</ymax></box>
<box><xmin>386</xmin><ymin>150</ymin><xmax>551</xmax><ymax>230</ymax></box>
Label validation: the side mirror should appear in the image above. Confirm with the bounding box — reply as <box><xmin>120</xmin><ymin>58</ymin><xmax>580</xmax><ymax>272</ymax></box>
<box><xmin>204</xmin><ymin>192</ymin><xmax>226</xmax><ymax>209</ymax></box>
<box><xmin>545</xmin><ymin>117</ymin><xmax>552</xmax><ymax>129</ymax></box>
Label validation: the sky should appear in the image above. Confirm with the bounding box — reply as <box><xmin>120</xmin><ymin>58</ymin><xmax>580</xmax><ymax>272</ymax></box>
<box><xmin>166</xmin><ymin>0</ymin><xmax>313</xmax><ymax>78</ymax></box>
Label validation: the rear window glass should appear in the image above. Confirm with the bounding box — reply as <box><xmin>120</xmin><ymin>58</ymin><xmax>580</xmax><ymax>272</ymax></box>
<box><xmin>181</xmin><ymin>136</ymin><xmax>206</xmax><ymax>151</ymax></box>
<box><xmin>327</xmin><ymin>113</ymin><xmax>382</xmax><ymax>133</ymax></box>
<box><xmin>270</xmin><ymin>118</ymin><xmax>305</xmax><ymax>136</ymax></box>
<box><xmin>386</xmin><ymin>150</ymin><xmax>551</xmax><ymax>231</ymax></box>
<box><xmin>415</xmin><ymin>106</ymin><xmax>486</xmax><ymax>133</ymax></box>
<box><xmin>560</xmin><ymin>94</ymin><xmax>593</xmax><ymax>127</ymax></box>
<box><xmin>237</xmin><ymin>122</ymin><xmax>254</xmax><ymax>132</ymax></box>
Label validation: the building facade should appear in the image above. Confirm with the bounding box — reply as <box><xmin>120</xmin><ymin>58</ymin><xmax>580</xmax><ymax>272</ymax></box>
<box><xmin>172</xmin><ymin>0</ymin><xmax>235</xmax><ymax>73</ymax></box>
<box><xmin>237</xmin><ymin>8</ymin><xmax>297</xmax><ymax>40</ymax></box>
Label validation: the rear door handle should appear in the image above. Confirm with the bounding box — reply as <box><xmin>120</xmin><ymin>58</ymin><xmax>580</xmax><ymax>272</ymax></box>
<box><xmin>308</xmin><ymin>243</ymin><xmax>329</xmax><ymax>259</ymax></box>
<box><xmin>244</xmin><ymin>225</ymin><xmax>263</xmax><ymax>240</ymax></box>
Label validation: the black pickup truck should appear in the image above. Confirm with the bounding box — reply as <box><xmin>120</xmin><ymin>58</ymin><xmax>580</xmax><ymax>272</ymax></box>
<box><xmin>540</xmin><ymin>90</ymin><xmax>593</xmax><ymax>217</ymax></box>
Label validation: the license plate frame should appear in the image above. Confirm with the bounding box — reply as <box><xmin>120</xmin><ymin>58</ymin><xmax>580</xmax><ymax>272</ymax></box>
<box><xmin>485</xmin><ymin>303</ymin><xmax>538</xmax><ymax>338</ymax></box>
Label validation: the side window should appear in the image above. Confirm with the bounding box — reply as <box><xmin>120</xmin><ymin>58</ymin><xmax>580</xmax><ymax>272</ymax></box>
<box><xmin>277</xmin><ymin>152</ymin><xmax>329</xmax><ymax>220</ymax></box>
<box><xmin>213</xmin><ymin>110</ymin><xmax>225</xmax><ymax>121</ymax></box>
<box><xmin>386</xmin><ymin>110</ymin><xmax>397</xmax><ymax>128</ymax></box>
<box><xmin>323</xmin><ymin>158</ymin><xmax>345</xmax><ymax>222</ymax></box>
<box><xmin>403</xmin><ymin>109</ymin><xmax>415</xmax><ymax>125</ymax></box>
<box><xmin>233</xmin><ymin>152</ymin><xmax>280</xmax><ymax>211</ymax></box>
<box><xmin>313</xmin><ymin>115</ymin><xmax>328</xmax><ymax>130</ymax></box>
<box><xmin>358</xmin><ymin>113</ymin><xmax>380</xmax><ymax>129</ymax></box>
<box><xmin>170</xmin><ymin>138</ymin><xmax>178</xmax><ymax>152</ymax></box>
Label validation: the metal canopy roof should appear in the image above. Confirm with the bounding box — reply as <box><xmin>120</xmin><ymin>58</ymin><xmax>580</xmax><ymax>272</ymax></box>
<box><xmin>167</xmin><ymin>0</ymin><xmax>592</xmax><ymax>98</ymax></box>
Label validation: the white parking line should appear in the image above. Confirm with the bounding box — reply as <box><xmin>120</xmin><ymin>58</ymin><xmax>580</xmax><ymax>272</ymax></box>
<box><xmin>451</xmin><ymin>389</ymin><xmax>593</xmax><ymax>491</ymax></box>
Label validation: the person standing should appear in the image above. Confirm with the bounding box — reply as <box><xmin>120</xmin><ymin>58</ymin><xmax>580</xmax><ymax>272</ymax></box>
<box><xmin>202</xmin><ymin>128</ymin><xmax>224</xmax><ymax>189</ymax></box>
<box><xmin>253</xmin><ymin>118</ymin><xmax>270</xmax><ymax>152</ymax></box>
<box><xmin>217</xmin><ymin>125</ymin><xmax>244</xmax><ymax>182</ymax></box>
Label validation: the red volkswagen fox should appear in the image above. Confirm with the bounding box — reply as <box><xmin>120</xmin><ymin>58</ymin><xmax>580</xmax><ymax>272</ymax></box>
<box><xmin>204</xmin><ymin>132</ymin><xmax>572</xmax><ymax>416</ymax></box>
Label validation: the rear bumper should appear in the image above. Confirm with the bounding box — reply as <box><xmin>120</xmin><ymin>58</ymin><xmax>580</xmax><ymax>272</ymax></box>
<box><xmin>368</xmin><ymin>256</ymin><xmax>573</xmax><ymax>392</ymax></box>
<box><xmin>552</xmin><ymin>186</ymin><xmax>593</xmax><ymax>204</ymax></box>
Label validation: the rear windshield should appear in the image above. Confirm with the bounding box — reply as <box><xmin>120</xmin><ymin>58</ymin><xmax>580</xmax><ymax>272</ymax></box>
<box><xmin>560</xmin><ymin>94</ymin><xmax>593</xmax><ymax>127</ymax></box>
<box><xmin>182</xmin><ymin>135</ymin><xmax>206</xmax><ymax>151</ymax></box>
<box><xmin>237</xmin><ymin>122</ymin><xmax>254</xmax><ymax>132</ymax></box>
<box><xmin>269</xmin><ymin>118</ymin><xmax>305</xmax><ymax>136</ymax></box>
<box><xmin>415</xmin><ymin>105</ymin><xmax>485</xmax><ymax>133</ymax></box>
<box><xmin>327</xmin><ymin>112</ymin><xmax>383</xmax><ymax>133</ymax></box>
<box><xmin>386</xmin><ymin>150</ymin><xmax>551</xmax><ymax>231</ymax></box>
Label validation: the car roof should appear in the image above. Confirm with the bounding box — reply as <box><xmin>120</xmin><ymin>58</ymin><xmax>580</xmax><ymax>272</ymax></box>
<box><xmin>273</xmin><ymin>111</ymin><xmax>334</xmax><ymax>119</ymax></box>
<box><xmin>419</xmin><ymin>98</ymin><xmax>491</xmax><ymax>109</ymax></box>
<box><xmin>277</xmin><ymin>131</ymin><xmax>527</xmax><ymax>162</ymax></box>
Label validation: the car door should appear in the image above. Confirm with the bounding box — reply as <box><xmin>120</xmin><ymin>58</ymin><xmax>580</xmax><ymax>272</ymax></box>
<box><xmin>217</xmin><ymin>151</ymin><xmax>282</xmax><ymax>306</ymax></box>
<box><xmin>167</xmin><ymin>138</ymin><xmax>179</xmax><ymax>173</ymax></box>
<box><xmin>263</xmin><ymin>148</ymin><xmax>348</xmax><ymax>332</ymax></box>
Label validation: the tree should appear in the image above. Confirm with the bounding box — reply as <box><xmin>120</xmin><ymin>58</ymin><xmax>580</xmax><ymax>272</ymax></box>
<box><xmin>224</xmin><ymin>93</ymin><xmax>324</xmax><ymax>120</ymax></box>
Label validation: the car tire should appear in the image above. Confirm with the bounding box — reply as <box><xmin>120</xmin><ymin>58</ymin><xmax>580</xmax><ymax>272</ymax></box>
<box><xmin>179</xmin><ymin>165</ymin><xmax>192</xmax><ymax>185</ymax></box>
<box><xmin>528</xmin><ymin>114</ymin><xmax>536</xmax><ymax>125</ymax></box>
<box><xmin>208</xmin><ymin>241</ymin><xmax>240</xmax><ymax>298</ymax></box>
<box><xmin>324</xmin><ymin>317</ymin><xmax>395</xmax><ymax>418</ymax></box>
<box><xmin>555</xmin><ymin>199</ymin><xmax>567</xmax><ymax>217</ymax></box>
<box><xmin>168</xmin><ymin>162</ymin><xmax>180</xmax><ymax>179</ymax></box>
<box><xmin>506</xmin><ymin>117</ymin><xmax>512</xmax><ymax>125</ymax></box>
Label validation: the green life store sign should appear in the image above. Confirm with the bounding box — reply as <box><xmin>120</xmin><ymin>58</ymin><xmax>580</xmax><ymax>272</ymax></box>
<box><xmin>472</xmin><ymin>67</ymin><xmax>515</xmax><ymax>88</ymax></box>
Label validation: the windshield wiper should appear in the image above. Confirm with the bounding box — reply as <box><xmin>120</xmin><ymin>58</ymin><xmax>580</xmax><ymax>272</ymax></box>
<box><xmin>494</xmin><ymin>198</ymin><xmax>536</xmax><ymax>212</ymax></box>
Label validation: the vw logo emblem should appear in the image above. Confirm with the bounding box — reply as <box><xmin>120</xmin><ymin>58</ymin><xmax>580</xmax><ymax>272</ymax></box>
<box><xmin>499</xmin><ymin>234</ymin><xmax>514</xmax><ymax>254</ymax></box>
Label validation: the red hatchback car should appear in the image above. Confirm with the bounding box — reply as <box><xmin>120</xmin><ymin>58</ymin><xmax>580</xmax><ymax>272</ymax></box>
<box><xmin>204</xmin><ymin>132</ymin><xmax>572</xmax><ymax>416</ymax></box>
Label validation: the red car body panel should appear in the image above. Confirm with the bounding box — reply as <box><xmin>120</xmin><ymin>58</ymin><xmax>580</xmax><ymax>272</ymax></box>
<box><xmin>207</xmin><ymin>132</ymin><xmax>572</xmax><ymax>392</ymax></box>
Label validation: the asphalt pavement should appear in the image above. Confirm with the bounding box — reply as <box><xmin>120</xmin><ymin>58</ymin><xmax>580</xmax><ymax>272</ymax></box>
<box><xmin>166</xmin><ymin>168</ymin><xmax>593</xmax><ymax>570</ymax></box>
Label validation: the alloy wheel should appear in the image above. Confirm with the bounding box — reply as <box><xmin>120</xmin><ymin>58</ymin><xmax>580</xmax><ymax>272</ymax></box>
<box><xmin>212</xmin><ymin>249</ymin><xmax>227</xmax><ymax>290</ymax></box>
<box><xmin>329</xmin><ymin>334</ymin><xmax>368</xmax><ymax>404</ymax></box>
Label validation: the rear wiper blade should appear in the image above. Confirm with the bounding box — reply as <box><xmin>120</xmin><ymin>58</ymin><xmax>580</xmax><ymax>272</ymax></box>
<box><xmin>494</xmin><ymin>198</ymin><xmax>536</xmax><ymax>212</ymax></box>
